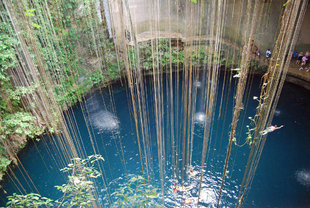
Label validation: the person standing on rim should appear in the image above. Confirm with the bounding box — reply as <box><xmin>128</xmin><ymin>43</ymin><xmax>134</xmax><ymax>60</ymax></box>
<box><xmin>266</xmin><ymin>49</ymin><xmax>272</xmax><ymax>62</ymax></box>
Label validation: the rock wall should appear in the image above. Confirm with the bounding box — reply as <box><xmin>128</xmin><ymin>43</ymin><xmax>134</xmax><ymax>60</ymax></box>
<box><xmin>109</xmin><ymin>0</ymin><xmax>309</xmax><ymax>53</ymax></box>
<box><xmin>295</xmin><ymin>3</ymin><xmax>310</xmax><ymax>52</ymax></box>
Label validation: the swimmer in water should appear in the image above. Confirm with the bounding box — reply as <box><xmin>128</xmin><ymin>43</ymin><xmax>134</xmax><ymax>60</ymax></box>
<box><xmin>184</xmin><ymin>197</ymin><xmax>198</xmax><ymax>205</ymax></box>
<box><xmin>173</xmin><ymin>185</ymin><xmax>192</xmax><ymax>192</ymax></box>
<box><xmin>184</xmin><ymin>198</ymin><xmax>193</xmax><ymax>205</ymax></box>
<box><xmin>189</xmin><ymin>169</ymin><xmax>199</xmax><ymax>178</ymax></box>
<box><xmin>260</xmin><ymin>125</ymin><xmax>283</xmax><ymax>135</ymax></box>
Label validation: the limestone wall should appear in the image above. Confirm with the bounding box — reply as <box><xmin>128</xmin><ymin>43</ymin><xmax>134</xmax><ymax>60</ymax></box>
<box><xmin>109</xmin><ymin>1</ymin><xmax>287</xmax><ymax>47</ymax></box>
<box><xmin>296</xmin><ymin>3</ymin><xmax>310</xmax><ymax>52</ymax></box>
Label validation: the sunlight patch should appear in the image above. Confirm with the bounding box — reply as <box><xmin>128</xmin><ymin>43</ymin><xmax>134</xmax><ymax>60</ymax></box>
<box><xmin>194</xmin><ymin>112</ymin><xmax>209</xmax><ymax>125</ymax></box>
<box><xmin>194</xmin><ymin>81</ymin><xmax>202</xmax><ymax>88</ymax></box>
<box><xmin>91</xmin><ymin>110</ymin><xmax>119</xmax><ymax>131</ymax></box>
<box><xmin>274</xmin><ymin>109</ymin><xmax>281</xmax><ymax>116</ymax></box>
<box><xmin>296</xmin><ymin>170</ymin><xmax>310</xmax><ymax>187</ymax></box>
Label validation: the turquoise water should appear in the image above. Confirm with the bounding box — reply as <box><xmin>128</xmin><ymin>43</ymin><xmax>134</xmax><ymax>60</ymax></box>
<box><xmin>0</xmin><ymin>72</ymin><xmax>309</xmax><ymax>207</ymax></box>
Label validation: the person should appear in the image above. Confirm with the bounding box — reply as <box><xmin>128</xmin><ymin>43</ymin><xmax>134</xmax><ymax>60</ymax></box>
<box><xmin>189</xmin><ymin>169</ymin><xmax>199</xmax><ymax>177</ymax></box>
<box><xmin>173</xmin><ymin>186</ymin><xmax>179</xmax><ymax>192</ymax></box>
<box><xmin>255</xmin><ymin>45</ymin><xmax>259</xmax><ymax>55</ymax></box>
<box><xmin>184</xmin><ymin>197</ymin><xmax>198</xmax><ymax>205</ymax></box>
<box><xmin>184</xmin><ymin>198</ymin><xmax>193</xmax><ymax>205</ymax></box>
<box><xmin>292</xmin><ymin>51</ymin><xmax>298</xmax><ymax>59</ymax></box>
<box><xmin>266</xmin><ymin>49</ymin><xmax>272</xmax><ymax>61</ymax></box>
<box><xmin>300</xmin><ymin>56</ymin><xmax>308</xmax><ymax>70</ymax></box>
<box><xmin>173</xmin><ymin>186</ymin><xmax>187</xmax><ymax>192</ymax></box>
<box><xmin>250</xmin><ymin>40</ymin><xmax>254</xmax><ymax>53</ymax></box>
<box><xmin>296</xmin><ymin>52</ymin><xmax>303</xmax><ymax>65</ymax></box>
<box><xmin>173</xmin><ymin>185</ymin><xmax>193</xmax><ymax>192</ymax></box>
<box><xmin>260</xmin><ymin>125</ymin><xmax>284</xmax><ymax>135</ymax></box>
<box><xmin>250</xmin><ymin>40</ymin><xmax>258</xmax><ymax>56</ymax></box>
<box><xmin>125</xmin><ymin>29</ymin><xmax>131</xmax><ymax>42</ymax></box>
<box><xmin>306</xmin><ymin>51</ymin><xmax>310</xmax><ymax>72</ymax></box>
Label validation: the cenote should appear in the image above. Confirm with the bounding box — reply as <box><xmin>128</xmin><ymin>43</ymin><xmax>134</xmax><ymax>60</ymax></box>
<box><xmin>0</xmin><ymin>72</ymin><xmax>310</xmax><ymax>207</ymax></box>
<box><xmin>1</xmin><ymin>0</ymin><xmax>310</xmax><ymax>207</ymax></box>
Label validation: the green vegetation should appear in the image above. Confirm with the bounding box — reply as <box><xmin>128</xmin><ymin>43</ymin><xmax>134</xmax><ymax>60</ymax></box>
<box><xmin>1</xmin><ymin>112</ymin><xmax>43</xmax><ymax>139</ymax></box>
<box><xmin>0</xmin><ymin>0</ymin><xmax>265</xmax><ymax>181</ymax></box>
<box><xmin>132</xmin><ymin>39</ymin><xmax>240</xmax><ymax>72</ymax></box>
<box><xmin>2</xmin><ymin>154</ymin><xmax>159</xmax><ymax>208</ymax></box>
<box><xmin>132</xmin><ymin>39</ymin><xmax>183</xmax><ymax>70</ymax></box>
<box><xmin>0</xmin><ymin>0</ymin><xmax>120</xmax><ymax>177</ymax></box>
<box><xmin>0</xmin><ymin>16</ymin><xmax>44</xmax><ymax>177</ymax></box>
<box><xmin>111</xmin><ymin>175</ymin><xmax>159</xmax><ymax>207</ymax></box>
<box><xmin>0</xmin><ymin>157</ymin><xmax>11</xmax><ymax>174</ymax></box>
<box><xmin>2</xmin><ymin>154</ymin><xmax>104</xmax><ymax>208</ymax></box>
<box><xmin>5</xmin><ymin>193</ymin><xmax>53</xmax><ymax>208</ymax></box>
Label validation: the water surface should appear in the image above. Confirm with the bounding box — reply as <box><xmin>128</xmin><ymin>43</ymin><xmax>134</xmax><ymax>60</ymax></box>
<box><xmin>0</xmin><ymin>72</ymin><xmax>309</xmax><ymax>207</ymax></box>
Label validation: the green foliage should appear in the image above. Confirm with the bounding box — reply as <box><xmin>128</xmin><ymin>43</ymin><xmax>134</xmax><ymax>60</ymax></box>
<box><xmin>233</xmin><ymin>116</ymin><xmax>258</xmax><ymax>148</ymax></box>
<box><xmin>88</xmin><ymin>69</ymin><xmax>104</xmax><ymax>85</ymax></box>
<box><xmin>191</xmin><ymin>47</ymin><xmax>208</xmax><ymax>66</ymax></box>
<box><xmin>103</xmin><ymin>42</ymin><xmax>123</xmax><ymax>80</ymax></box>
<box><xmin>0</xmin><ymin>0</ymin><xmax>118</xmax><ymax>183</ymax></box>
<box><xmin>112</xmin><ymin>175</ymin><xmax>159</xmax><ymax>207</ymax></box>
<box><xmin>245</xmin><ymin>122</ymin><xmax>256</xmax><ymax>146</ymax></box>
<box><xmin>106</xmin><ymin>57</ymin><xmax>122</xmax><ymax>80</ymax></box>
<box><xmin>136</xmin><ymin>39</ymin><xmax>185</xmax><ymax>71</ymax></box>
<box><xmin>55</xmin><ymin>155</ymin><xmax>104</xmax><ymax>207</ymax></box>
<box><xmin>283</xmin><ymin>0</ymin><xmax>290</xmax><ymax>7</ymax></box>
<box><xmin>1</xmin><ymin>112</ymin><xmax>43</xmax><ymax>139</ymax></box>
<box><xmin>3</xmin><ymin>154</ymin><xmax>104</xmax><ymax>208</ymax></box>
<box><xmin>31</xmin><ymin>23</ymin><xmax>41</xmax><ymax>29</ymax></box>
<box><xmin>6</xmin><ymin>85</ymin><xmax>37</xmax><ymax>108</ymax></box>
<box><xmin>0</xmin><ymin>157</ymin><xmax>11</xmax><ymax>172</ymax></box>
<box><xmin>134</xmin><ymin>39</ymin><xmax>237</xmax><ymax>71</ymax></box>
<box><xmin>0</xmin><ymin>24</ymin><xmax>17</xmax><ymax>84</ymax></box>
<box><xmin>25</xmin><ymin>9</ymin><xmax>36</xmax><ymax>17</ymax></box>
<box><xmin>5</xmin><ymin>193</ymin><xmax>53</xmax><ymax>208</ymax></box>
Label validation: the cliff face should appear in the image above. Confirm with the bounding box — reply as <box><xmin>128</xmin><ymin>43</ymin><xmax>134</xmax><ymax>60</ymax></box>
<box><xmin>111</xmin><ymin>0</ymin><xmax>309</xmax><ymax>54</ymax></box>
<box><xmin>296</xmin><ymin>3</ymin><xmax>310</xmax><ymax>52</ymax></box>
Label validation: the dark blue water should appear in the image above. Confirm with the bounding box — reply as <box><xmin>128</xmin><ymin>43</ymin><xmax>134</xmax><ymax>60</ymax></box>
<box><xmin>0</xmin><ymin>72</ymin><xmax>309</xmax><ymax>207</ymax></box>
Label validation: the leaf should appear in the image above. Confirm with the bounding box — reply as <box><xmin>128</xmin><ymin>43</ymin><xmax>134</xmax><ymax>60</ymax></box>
<box><xmin>147</xmin><ymin>193</ymin><xmax>158</xmax><ymax>199</ymax></box>
<box><xmin>25</xmin><ymin>9</ymin><xmax>35</xmax><ymax>17</ymax></box>
<box><xmin>283</xmin><ymin>0</ymin><xmax>290</xmax><ymax>7</ymax></box>
<box><xmin>32</xmin><ymin>23</ymin><xmax>41</xmax><ymax>29</ymax></box>
<box><xmin>190</xmin><ymin>0</ymin><xmax>197</xmax><ymax>3</ymax></box>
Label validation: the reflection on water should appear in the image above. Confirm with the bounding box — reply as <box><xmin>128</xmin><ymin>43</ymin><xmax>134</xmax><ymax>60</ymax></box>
<box><xmin>164</xmin><ymin>165</ymin><xmax>238</xmax><ymax>207</ymax></box>
<box><xmin>296</xmin><ymin>170</ymin><xmax>310</xmax><ymax>187</ymax></box>
<box><xmin>194</xmin><ymin>81</ymin><xmax>202</xmax><ymax>88</ymax></box>
<box><xmin>90</xmin><ymin>110</ymin><xmax>119</xmax><ymax>131</ymax></box>
<box><xmin>194</xmin><ymin>112</ymin><xmax>207</xmax><ymax>126</ymax></box>
<box><xmin>274</xmin><ymin>109</ymin><xmax>281</xmax><ymax>116</ymax></box>
<box><xmin>86</xmin><ymin>95</ymin><xmax>120</xmax><ymax>132</ymax></box>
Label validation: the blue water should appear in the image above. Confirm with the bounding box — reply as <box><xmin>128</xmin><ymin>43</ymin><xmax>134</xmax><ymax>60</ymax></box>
<box><xmin>0</xmin><ymin>72</ymin><xmax>309</xmax><ymax>207</ymax></box>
